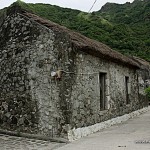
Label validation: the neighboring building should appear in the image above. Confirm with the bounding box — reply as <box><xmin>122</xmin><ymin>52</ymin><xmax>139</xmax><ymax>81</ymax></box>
<box><xmin>131</xmin><ymin>57</ymin><xmax>150</xmax><ymax>104</ymax></box>
<box><xmin>0</xmin><ymin>5</ymin><xmax>149</xmax><ymax>140</ymax></box>
<box><xmin>132</xmin><ymin>56</ymin><xmax>150</xmax><ymax>87</ymax></box>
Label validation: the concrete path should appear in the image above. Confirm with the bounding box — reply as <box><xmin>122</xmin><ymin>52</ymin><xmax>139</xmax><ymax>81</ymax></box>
<box><xmin>57</xmin><ymin>110</ymin><xmax>150</xmax><ymax>150</ymax></box>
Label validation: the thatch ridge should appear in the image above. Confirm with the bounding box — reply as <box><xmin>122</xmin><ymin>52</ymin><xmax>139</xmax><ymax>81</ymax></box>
<box><xmin>21</xmin><ymin>12</ymin><xmax>140</xmax><ymax>68</ymax></box>
<box><xmin>131</xmin><ymin>56</ymin><xmax>150</xmax><ymax>70</ymax></box>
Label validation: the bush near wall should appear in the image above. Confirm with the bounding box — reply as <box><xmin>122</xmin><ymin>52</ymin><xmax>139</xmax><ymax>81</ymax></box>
<box><xmin>145</xmin><ymin>87</ymin><xmax>150</xmax><ymax>99</ymax></box>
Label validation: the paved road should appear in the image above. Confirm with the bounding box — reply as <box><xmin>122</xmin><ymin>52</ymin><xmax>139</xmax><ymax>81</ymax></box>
<box><xmin>0</xmin><ymin>134</ymin><xmax>65</xmax><ymax>150</ymax></box>
<box><xmin>57</xmin><ymin>110</ymin><xmax>150</xmax><ymax>150</ymax></box>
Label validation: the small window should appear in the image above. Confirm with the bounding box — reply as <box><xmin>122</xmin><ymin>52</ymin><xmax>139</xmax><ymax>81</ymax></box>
<box><xmin>125</xmin><ymin>76</ymin><xmax>130</xmax><ymax>104</ymax></box>
<box><xmin>99</xmin><ymin>72</ymin><xmax>107</xmax><ymax>110</ymax></box>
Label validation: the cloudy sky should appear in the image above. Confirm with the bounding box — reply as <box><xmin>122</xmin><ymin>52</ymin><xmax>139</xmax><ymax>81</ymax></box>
<box><xmin>0</xmin><ymin>0</ymin><xmax>134</xmax><ymax>12</ymax></box>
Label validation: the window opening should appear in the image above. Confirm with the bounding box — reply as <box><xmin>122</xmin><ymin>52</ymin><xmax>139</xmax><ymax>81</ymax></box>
<box><xmin>99</xmin><ymin>72</ymin><xmax>107</xmax><ymax>110</ymax></box>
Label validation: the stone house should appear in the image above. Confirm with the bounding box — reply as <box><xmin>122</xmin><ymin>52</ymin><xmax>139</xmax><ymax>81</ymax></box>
<box><xmin>131</xmin><ymin>57</ymin><xmax>150</xmax><ymax>103</ymax></box>
<box><xmin>0</xmin><ymin>5</ymin><xmax>149</xmax><ymax>140</ymax></box>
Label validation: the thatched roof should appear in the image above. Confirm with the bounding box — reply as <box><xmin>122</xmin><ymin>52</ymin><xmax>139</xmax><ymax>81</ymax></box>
<box><xmin>131</xmin><ymin>56</ymin><xmax>150</xmax><ymax>70</ymax></box>
<box><xmin>20</xmin><ymin>12</ymin><xmax>140</xmax><ymax>68</ymax></box>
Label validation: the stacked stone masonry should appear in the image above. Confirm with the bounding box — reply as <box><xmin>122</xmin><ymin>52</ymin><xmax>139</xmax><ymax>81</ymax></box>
<box><xmin>0</xmin><ymin>12</ymin><xmax>149</xmax><ymax>140</ymax></box>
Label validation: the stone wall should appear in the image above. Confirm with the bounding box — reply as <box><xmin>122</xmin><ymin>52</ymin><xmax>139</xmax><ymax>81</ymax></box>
<box><xmin>137</xmin><ymin>68</ymin><xmax>150</xmax><ymax>105</ymax></box>
<box><xmin>0</xmin><ymin>14</ymin><xmax>39</xmax><ymax>133</ymax></box>
<box><xmin>0</xmin><ymin>9</ymin><xmax>7</xmax><ymax>27</ymax></box>
<box><xmin>69</xmin><ymin>51</ymin><xmax>142</xmax><ymax>130</ymax></box>
<box><xmin>0</xmin><ymin>13</ymin><xmax>76</xmax><ymax>138</ymax></box>
<box><xmin>131</xmin><ymin>57</ymin><xmax>150</xmax><ymax>105</ymax></box>
<box><xmin>26</xmin><ymin>17</ymin><xmax>76</xmax><ymax>137</ymax></box>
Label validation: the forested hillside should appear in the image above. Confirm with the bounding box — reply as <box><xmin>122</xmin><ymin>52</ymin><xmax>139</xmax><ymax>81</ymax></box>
<box><xmin>1</xmin><ymin>0</ymin><xmax>150</xmax><ymax>61</ymax></box>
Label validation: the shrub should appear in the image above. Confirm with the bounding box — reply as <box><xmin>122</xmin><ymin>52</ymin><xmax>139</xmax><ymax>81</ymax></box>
<box><xmin>145</xmin><ymin>87</ymin><xmax>150</xmax><ymax>99</ymax></box>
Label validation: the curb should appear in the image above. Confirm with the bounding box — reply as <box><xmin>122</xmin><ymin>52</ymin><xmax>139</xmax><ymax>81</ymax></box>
<box><xmin>68</xmin><ymin>106</ymin><xmax>150</xmax><ymax>141</ymax></box>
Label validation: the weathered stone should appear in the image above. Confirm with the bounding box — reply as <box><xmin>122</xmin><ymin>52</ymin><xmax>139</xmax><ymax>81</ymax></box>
<box><xmin>18</xmin><ymin>117</ymin><xmax>24</xmax><ymax>125</ymax></box>
<box><xmin>4</xmin><ymin>112</ymin><xmax>11</xmax><ymax>118</ymax></box>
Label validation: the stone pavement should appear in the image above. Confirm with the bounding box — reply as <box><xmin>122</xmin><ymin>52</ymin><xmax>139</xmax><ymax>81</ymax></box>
<box><xmin>57</xmin><ymin>109</ymin><xmax>150</xmax><ymax>150</ymax></box>
<box><xmin>0</xmin><ymin>134</ymin><xmax>65</xmax><ymax>150</ymax></box>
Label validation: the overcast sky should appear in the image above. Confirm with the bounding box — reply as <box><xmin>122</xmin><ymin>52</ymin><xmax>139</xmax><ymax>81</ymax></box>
<box><xmin>0</xmin><ymin>0</ymin><xmax>134</xmax><ymax>12</ymax></box>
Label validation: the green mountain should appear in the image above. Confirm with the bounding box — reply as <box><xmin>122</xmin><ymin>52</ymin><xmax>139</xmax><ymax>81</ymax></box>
<box><xmin>0</xmin><ymin>0</ymin><xmax>150</xmax><ymax>61</ymax></box>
